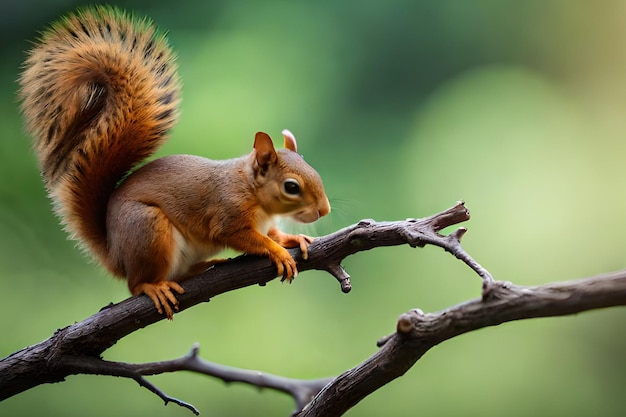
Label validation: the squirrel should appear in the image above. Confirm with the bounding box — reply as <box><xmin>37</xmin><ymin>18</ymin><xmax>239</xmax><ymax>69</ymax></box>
<box><xmin>18</xmin><ymin>6</ymin><xmax>330</xmax><ymax>319</ymax></box>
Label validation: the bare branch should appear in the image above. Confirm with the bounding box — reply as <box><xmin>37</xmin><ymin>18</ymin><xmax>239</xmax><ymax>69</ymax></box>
<box><xmin>0</xmin><ymin>202</ymin><xmax>474</xmax><ymax>407</ymax></box>
<box><xmin>0</xmin><ymin>203</ymin><xmax>469</xmax><ymax>401</ymax></box>
<box><xmin>58</xmin><ymin>344</ymin><xmax>331</xmax><ymax>415</ymax></box>
<box><xmin>295</xmin><ymin>271</ymin><xmax>626</xmax><ymax>417</ymax></box>
<box><xmin>324</xmin><ymin>263</ymin><xmax>352</xmax><ymax>292</ymax></box>
<box><xmin>172</xmin><ymin>345</ymin><xmax>332</xmax><ymax>414</ymax></box>
<box><xmin>3</xmin><ymin>201</ymin><xmax>623</xmax><ymax>416</ymax></box>
<box><xmin>132</xmin><ymin>344</ymin><xmax>331</xmax><ymax>413</ymax></box>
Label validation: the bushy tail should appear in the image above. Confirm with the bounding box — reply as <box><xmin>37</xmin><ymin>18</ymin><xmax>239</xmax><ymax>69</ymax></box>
<box><xmin>19</xmin><ymin>6</ymin><xmax>181</xmax><ymax>265</ymax></box>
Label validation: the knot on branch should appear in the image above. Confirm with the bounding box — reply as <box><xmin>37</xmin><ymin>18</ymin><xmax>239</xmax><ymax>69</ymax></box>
<box><xmin>396</xmin><ymin>308</ymin><xmax>424</xmax><ymax>335</ymax></box>
<box><xmin>397</xmin><ymin>315</ymin><xmax>413</xmax><ymax>334</ymax></box>
<box><xmin>482</xmin><ymin>280</ymin><xmax>518</xmax><ymax>302</ymax></box>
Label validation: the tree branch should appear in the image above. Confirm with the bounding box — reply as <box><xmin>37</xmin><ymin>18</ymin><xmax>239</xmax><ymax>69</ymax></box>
<box><xmin>59</xmin><ymin>344</ymin><xmax>332</xmax><ymax>415</ymax></box>
<box><xmin>2</xmin><ymin>201</ymin><xmax>624</xmax><ymax>416</ymax></box>
<box><xmin>0</xmin><ymin>202</ymin><xmax>473</xmax><ymax>406</ymax></box>
<box><xmin>295</xmin><ymin>270</ymin><xmax>626</xmax><ymax>416</ymax></box>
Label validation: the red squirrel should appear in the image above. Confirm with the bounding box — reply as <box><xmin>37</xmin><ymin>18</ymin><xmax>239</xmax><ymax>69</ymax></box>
<box><xmin>19</xmin><ymin>6</ymin><xmax>330</xmax><ymax>319</ymax></box>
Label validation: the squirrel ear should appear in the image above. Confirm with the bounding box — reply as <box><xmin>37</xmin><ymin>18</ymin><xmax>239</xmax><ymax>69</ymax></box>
<box><xmin>254</xmin><ymin>132</ymin><xmax>277</xmax><ymax>168</ymax></box>
<box><xmin>281</xmin><ymin>129</ymin><xmax>298</xmax><ymax>153</ymax></box>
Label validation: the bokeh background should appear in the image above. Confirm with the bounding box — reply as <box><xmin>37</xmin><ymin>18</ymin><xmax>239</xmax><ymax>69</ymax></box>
<box><xmin>2</xmin><ymin>0</ymin><xmax>625</xmax><ymax>416</ymax></box>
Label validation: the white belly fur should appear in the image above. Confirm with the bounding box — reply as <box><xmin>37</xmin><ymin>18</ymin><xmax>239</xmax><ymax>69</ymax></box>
<box><xmin>168</xmin><ymin>227</ymin><xmax>223</xmax><ymax>281</ymax></box>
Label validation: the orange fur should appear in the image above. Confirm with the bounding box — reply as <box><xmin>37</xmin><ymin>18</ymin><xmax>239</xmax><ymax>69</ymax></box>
<box><xmin>19</xmin><ymin>6</ymin><xmax>330</xmax><ymax>319</ymax></box>
<box><xmin>19</xmin><ymin>6</ymin><xmax>180</xmax><ymax>270</ymax></box>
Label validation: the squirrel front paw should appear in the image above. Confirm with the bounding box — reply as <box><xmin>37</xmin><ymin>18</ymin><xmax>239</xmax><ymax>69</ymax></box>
<box><xmin>268</xmin><ymin>248</ymin><xmax>298</xmax><ymax>283</ymax></box>
<box><xmin>287</xmin><ymin>234</ymin><xmax>314</xmax><ymax>260</ymax></box>
<box><xmin>268</xmin><ymin>228</ymin><xmax>315</xmax><ymax>259</ymax></box>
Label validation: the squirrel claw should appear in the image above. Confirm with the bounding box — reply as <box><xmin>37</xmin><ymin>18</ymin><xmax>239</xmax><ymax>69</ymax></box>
<box><xmin>135</xmin><ymin>281</ymin><xmax>185</xmax><ymax>320</ymax></box>
<box><xmin>274</xmin><ymin>251</ymin><xmax>298</xmax><ymax>283</ymax></box>
<box><xmin>298</xmin><ymin>234</ymin><xmax>314</xmax><ymax>260</ymax></box>
<box><xmin>280</xmin><ymin>267</ymin><xmax>298</xmax><ymax>284</ymax></box>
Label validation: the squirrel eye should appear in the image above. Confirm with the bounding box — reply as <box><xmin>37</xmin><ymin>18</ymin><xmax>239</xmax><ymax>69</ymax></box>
<box><xmin>283</xmin><ymin>178</ymin><xmax>301</xmax><ymax>195</ymax></box>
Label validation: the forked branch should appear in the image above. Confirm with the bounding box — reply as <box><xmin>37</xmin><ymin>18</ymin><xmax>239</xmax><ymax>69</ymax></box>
<box><xmin>295</xmin><ymin>270</ymin><xmax>626</xmax><ymax>416</ymax></box>
<box><xmin>60</xmin><ymin>344</ymin><xmax>332</xmax><ymax>416</ymax></box>
<box><xmin>0</xmin><ymin>202</ymin><xmax>476</xmax><ymax>409</ymax></box>
<box><xmin>2</xmin><ymin>202</ymin><xmax>624</xmax><ymax>417</ymax></box>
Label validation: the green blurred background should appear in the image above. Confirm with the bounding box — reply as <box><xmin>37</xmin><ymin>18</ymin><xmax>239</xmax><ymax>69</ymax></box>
<box><xmin>1</xmin><ymin>0</ymin><xmax>625</xmax><ymax>416</ymax></box>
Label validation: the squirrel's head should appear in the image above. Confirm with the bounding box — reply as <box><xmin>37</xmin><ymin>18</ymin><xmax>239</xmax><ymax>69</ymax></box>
<box><xmin>251</xmin><ymin>130</ymin><xmax>330</xmax><ymax>223</ymax></box>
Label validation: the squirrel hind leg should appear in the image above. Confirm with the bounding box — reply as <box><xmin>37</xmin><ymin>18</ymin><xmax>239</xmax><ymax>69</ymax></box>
<box><xmin>109</xmin><ymin>200</ymin><xmax>184</xmax><ymax>319</ymax></box>
<box><xmin>136</xmin><ymin>258</ymin><xmax>227</xmax><ymax>319</ymax></box>
<box><xmin>132</xmin><ymin>281</ymin><xmax>184</xmax><ymax>320</ymax></box>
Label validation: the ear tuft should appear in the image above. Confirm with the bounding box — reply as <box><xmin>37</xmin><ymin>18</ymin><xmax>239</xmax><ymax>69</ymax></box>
<box><xmin>281</xmin><ymin>129</ymin><xmax>298</xmax><ymax>152</ymax></box>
